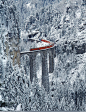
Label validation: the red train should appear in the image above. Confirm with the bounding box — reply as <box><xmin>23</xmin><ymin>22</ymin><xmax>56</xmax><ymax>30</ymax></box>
<box><xmin>30</xmin><ymin>39</ymin><xmax>54</xmax><ymax>51</ymax></box>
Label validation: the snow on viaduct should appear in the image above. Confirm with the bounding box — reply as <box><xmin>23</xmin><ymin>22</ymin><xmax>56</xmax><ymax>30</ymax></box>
<box><xmin>20</xmin><ymin>39</ymin><xmax>56</xmax><ymax>92</ymax></box>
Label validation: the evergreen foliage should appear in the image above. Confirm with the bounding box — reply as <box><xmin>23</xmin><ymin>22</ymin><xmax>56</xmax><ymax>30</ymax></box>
<box><xmin>0</xmin><ymin>0</ymin><xmax>86</xmax><ymax>111</ymax></box>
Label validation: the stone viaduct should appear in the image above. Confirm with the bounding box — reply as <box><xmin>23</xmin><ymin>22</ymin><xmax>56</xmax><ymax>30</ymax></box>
<box><xmin>20</xmin><ymin>39</ymin><xmax>56</xmax><ymax>92</ymax></box>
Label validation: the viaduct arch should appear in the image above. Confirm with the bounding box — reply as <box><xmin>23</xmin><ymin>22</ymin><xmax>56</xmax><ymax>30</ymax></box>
<box><xmin>20</xmin><ymin>39</ymin><xmax>56</xmax><ymax>92</ymax></box>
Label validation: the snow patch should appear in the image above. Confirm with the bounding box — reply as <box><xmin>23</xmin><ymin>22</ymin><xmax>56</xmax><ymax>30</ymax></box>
<box><xmin>26</xmin><ymin>3</ymin><xmax>31</xmax><ymax>8</ymax></box>
<box><xmin>16</xmin><ymin>104</ymin><xmax>22</xmax><ymax>111</ymax></box>
<box><xmin>2</xmin><ymin>57</ymin><xmax>8</xmax><ymax>67</ymax></box>
<box><xmin>0</xmin><ymin>95</ymin><xmax>2</xmax><ymax>101</ymax></box>
<box><xmin>75</xmin><ymin>10</ymin><xmax>81</xmax><ymax>18</ymax></box>
<box><xmin>20</xmin><ymin>30</ymin><xmax>28</xmax><ymax>39</ymax></box>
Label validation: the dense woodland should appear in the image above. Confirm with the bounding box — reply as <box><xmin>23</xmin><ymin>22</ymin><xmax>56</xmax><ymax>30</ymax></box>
<box><xmin>0</xmin><ymin>0</ymin><xmax>86</xmax><ymax>111</ymax></box>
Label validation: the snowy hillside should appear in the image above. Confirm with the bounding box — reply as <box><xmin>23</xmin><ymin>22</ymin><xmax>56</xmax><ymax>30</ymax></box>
<box><xmin>0</xmin><ymin>0</ymin><xmax>86</xmax><ymax>111</ymax></box>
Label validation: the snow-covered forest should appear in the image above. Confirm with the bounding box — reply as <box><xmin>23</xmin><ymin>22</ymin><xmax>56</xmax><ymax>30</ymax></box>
<box><xmin>0</xmin><ymin>0</ymin><xmax>86</xmax><ymax>111</ymax></box>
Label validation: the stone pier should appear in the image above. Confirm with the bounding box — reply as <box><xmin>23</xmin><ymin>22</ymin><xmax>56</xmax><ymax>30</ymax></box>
<box><xmin>49</xmin><ymin>48</ymin><xmax>54</xmax><ymax>73</ymax></box>
<box><xmin>20</xmin><ymin>45</ymin><xmax>55</xmax><ymax>92</ymax></box>
<box><xmin>29</xmin><ymin>52</ymin><xmax>37</xmax><ymax>82</ymax></box>
<box><xmin>41</xmin><ymin>50</ymin><xmax>49</xmax><ymax>92</ymax></box>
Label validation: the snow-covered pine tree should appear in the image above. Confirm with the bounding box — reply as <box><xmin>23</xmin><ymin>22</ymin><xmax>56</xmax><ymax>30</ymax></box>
<box><xmin>0</xmin><ymin>0</ymin><xmax>20</xmax><ymax>65</ymax></box>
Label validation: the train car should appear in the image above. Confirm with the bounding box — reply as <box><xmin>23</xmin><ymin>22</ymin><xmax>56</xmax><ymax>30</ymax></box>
<box><xmin>30</xmin><ymin>39</ymin><xmax>54</xmax><ymax>51</ymax></box>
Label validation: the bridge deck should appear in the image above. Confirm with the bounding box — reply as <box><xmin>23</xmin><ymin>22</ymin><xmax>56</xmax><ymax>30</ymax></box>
<box><xmin>20</xmin><ymin>39</ymin><xmax>55</xmax><ymax>55</ymax></box>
